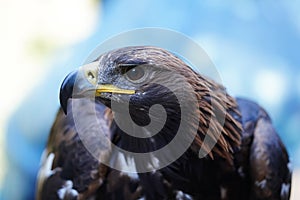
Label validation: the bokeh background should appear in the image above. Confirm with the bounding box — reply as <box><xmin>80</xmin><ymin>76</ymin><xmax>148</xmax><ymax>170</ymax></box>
<box><xmin>0</xmin><ymin>0</ymin><xmax>299</xmax><ymax>199</ymax></box>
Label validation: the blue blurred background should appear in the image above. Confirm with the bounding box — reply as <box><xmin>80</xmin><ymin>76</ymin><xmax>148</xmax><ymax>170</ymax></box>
<box><xmin>1</xmin><ymin>0</ymin><xmax>299</xmax><ymax>199</ymax></box>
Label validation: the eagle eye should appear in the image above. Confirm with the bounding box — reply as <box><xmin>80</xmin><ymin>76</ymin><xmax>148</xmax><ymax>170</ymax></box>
<box><xmin>124</xmin><ymin>65</ymin><xmax>146</xmax><ymax>83</ymax></box>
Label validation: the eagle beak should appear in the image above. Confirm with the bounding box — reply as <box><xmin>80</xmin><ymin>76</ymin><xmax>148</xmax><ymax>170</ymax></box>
<box><xmin>60</xmin><ymin>65</ymin><xmax>135</xmax><ymax>114</ymax></box>
<box><xmin>60</xmin><ymin>70</ymin><xmax>79</xmax><ymax>115</ymax></box>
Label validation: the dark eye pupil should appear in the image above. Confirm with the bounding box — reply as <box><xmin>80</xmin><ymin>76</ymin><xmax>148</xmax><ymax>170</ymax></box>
<box><xmin>88</xmin><ymin>71</ymin><xmax>95</xmax><ymax>79</ymax></box>
<box><xmin>126</xmin><ymin>67</ymin><xmax>145</xmax><ymax>81</ymax></box>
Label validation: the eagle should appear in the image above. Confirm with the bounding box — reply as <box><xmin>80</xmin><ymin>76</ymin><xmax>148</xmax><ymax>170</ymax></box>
<box><xmin>36</xmin><ymin>46</ymin><xmax>292</xmax><ymax>200</ymax></box>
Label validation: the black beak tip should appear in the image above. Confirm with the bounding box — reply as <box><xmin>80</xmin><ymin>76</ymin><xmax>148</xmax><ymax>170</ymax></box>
<box><xmin>59</xmin><ymin>70</ymin><xmax>78</xmax><ymax>115</ymax></box>
<box><xmin>60</xmin><ymin>95</ymin><xmax>68</xmax><ymax>115</ymax></box>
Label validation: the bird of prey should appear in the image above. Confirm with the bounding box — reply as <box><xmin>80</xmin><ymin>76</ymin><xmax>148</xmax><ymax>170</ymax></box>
<box><xmin>36</xmin><ymin>46</ymin><xmax>292</xmax><ymax>200</ymax></box>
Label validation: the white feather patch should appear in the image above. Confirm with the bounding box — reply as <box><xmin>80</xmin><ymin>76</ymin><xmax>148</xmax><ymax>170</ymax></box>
<box><xmin>36</xmin><ymin>151</ymin><xmax>55</xmax><ymax>200</ymax></box>
<box><xmin>255</xmin><ymin>179</ymin><xmax>267</xmax><ymax>189</ymax></box>
<box><xmin>280</xmin><ymin>183</ymin><xmax>290</xmax><ymax>199</ymax></box>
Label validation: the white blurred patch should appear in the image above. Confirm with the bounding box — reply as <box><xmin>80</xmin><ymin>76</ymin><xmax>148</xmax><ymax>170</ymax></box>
<box><xmin>0</xmin><ymin>0</ymin><xmax>98</xmax><ymax>117</ymax></box>
<box><xmin>253</xmin><ymin>69</ymin><xmax>288</xmax><ymax>108</ymax></box>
